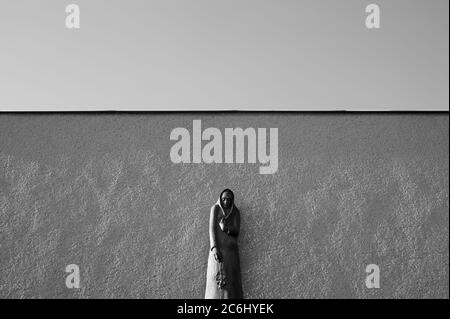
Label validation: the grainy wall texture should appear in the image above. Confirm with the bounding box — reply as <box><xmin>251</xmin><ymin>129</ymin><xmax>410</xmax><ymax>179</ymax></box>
<box><xmin>0</xmin><ymin>113</ymin><xmax>448</xmax><ymax>298</ymax></box>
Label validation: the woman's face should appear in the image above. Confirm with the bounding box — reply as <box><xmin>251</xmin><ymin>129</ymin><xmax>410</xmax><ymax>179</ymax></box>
<box><xmin>221</xmin><ymin>192</ymin><xmax>233</xmax><ymax>208</ymax></box>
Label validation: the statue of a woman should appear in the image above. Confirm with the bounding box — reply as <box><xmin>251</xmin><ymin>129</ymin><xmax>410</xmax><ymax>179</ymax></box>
<box><xmin>205</xmin><ymin>189</ymin><xmax>243</xmax><ymax>299</ymax></box>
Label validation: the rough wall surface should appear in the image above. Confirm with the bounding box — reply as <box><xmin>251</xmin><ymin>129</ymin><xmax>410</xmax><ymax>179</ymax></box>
<box><xmin>0</xmin><ymin>113</ymin><xmax>448</xmax><ymax>299</ymax></box>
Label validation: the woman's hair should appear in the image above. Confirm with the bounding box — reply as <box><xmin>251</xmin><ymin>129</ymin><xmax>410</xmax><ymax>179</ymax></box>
<box><xmin>220</xmin><ymin>189</ymin><xmax>234</xmax><ymax>203</ymax></box>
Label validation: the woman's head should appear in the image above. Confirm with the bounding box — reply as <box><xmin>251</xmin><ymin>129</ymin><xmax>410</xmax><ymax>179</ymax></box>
<box><xmin>220</xmin><ymin>189</ymin><xmax>234</xmax><ymax>208</ymax></box>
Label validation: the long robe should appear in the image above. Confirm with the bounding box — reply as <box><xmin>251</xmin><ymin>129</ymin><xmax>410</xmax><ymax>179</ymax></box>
<box><xmin>204</xmin><ymin>201</ymin><xmax>243</xmax><ymax>299</ymax></box>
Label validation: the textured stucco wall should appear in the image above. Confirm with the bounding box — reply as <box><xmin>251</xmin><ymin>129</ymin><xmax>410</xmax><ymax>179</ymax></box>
<box><xmin>0</xmin><ymin>113</ymin><xmax>448</xmax><ymax>299</ymax></box>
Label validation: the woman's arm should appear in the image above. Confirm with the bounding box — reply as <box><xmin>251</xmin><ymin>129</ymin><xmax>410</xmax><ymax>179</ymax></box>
<box><xmin>209</xmin><ymin>205</ymin><xmax>222</xmax><ymax>262</ymax></box>
<box><xmin>209</xmin><ymin>205</ymin><xmax>218</xmax><ymax>250</ymax></box>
